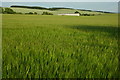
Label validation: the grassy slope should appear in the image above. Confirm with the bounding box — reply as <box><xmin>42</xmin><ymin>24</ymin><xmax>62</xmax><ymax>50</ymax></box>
<box><xmin>2</xmin><ymin>14</ymin><xmax>119</xmax><ymax>78</ymax></box>
<box><xmin>10</xmin><ymin>7</ymin><xmax>103</xmax><ymax>15</ymax></box>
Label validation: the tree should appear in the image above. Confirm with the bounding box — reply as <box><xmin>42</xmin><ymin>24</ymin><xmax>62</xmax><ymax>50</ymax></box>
<box><xmin>16</xmin><ymin>12</ymin><xmax>22</xmax><ymax>14</ymax></box>
<box><xmin>34</xmin><ymin>12</ymin><xmax>37</xmax><ymax>14</ymax></box>
<box><xmin>42</xmin><ymin>12</ymin><xmax>53</xmax><ymax>15</ymax></box>
<box><xmin>28</xmin><ymin>12</ymin><xmax>33</xmax><ymax>14</ymax></box>
<box><xmin>75</xmin><ymin>11</ymin><xmax>79</xmax><ymax>13</ymax></box>
<box><xmin>75</xmin><ymin>11</ymin><xmax>81</xmax><ymax>15</ymax></box>
<box><xmin>4</xmin><ymin>8</ymin><xmax>16</xmax><ymax>14</ymax></box>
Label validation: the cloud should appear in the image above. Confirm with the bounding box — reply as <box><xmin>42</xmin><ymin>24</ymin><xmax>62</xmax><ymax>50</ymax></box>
<box><xmin>1</xmin><ymin>0</ymin><xmax>119</xmax><ymax>2</ymax></box>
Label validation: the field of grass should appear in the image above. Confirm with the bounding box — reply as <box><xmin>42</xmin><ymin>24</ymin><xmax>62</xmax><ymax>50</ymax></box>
<box><xmin>0</xmin><ymin>14</ymin><xmax>2</xmax><ymax>79</ymax></box>
<box><xmin>10</xmin><ymin>7</ymin><xmax>103</xmax><ymax>15</ymax></box>
<box><xmin>2</xmin><ymin>14</ymin><xmax>119</xmax><ymax>78</ymax></box>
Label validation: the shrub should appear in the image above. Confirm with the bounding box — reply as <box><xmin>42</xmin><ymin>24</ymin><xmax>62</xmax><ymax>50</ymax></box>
<box><xmin>4</xmin><ymin>8</ymin><xmax>16</xmax><ymax>14</ymax></box>
<box><xmin>16</xmin><ymin>12</ymin><xmax>22</xmax><ymax>14</ymax></box>
<box><xmin>90</xmin><ymin>14</ymin><xmax>95</xmax><ymax>16</ymax></box>
<box><xmin>81</xmin><ymin>14</ymin><xmax>91</xmax><ymax>16</ymax></box>
<box><xmin>75</xmin><ymin>11</ymin><xmax>79</xmax><ymax>13</ymax></box>
<box><xmin>25</xmin><ymin>12</ymin><xmax>34</xmax><ymax>14</ymax></box>
<box><xmin>34</xmin><ymin>12</ymin><xmax>37</xmax><ymax>14</ymax></box>
<box><xmin>75</xmin><ymin>11</ymin><xmax>81</xmax><ymax>15</ymax></box>
<box><xmin>28</xmin><ymin>12</ymin><xmax>33</xmax><ymax>14</ymax></box>
<box><xmin>42</xmin><ymin>12</ymin><xmax>53</xmax><ymax>15</ymax></box>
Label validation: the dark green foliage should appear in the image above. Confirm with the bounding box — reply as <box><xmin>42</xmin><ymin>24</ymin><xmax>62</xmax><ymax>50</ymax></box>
<box><xmin>49</xmin><ymin>7</ymin><xmax>73</xmax><ymax>11</ymax></box>
<box><xmin>0</xmin><ymin>7</ymin><xmax>5</xmax><ymax>14</ymax></box>
<box><xmin>11</xmin><ymin>5</ymin><xmax>48</xmax><ymax>10</ymax></box>
<box><xmin>75</xmin><ymin>11</ymin><xmax>81</xmax><ymax>15</ymax></box>
<box><xmin>34</xmin><ymin>12</ymin><xmax>37</xmax><ymax>14</ymax></box>
<box><xmin>11</xmin><ymin>5</ymin><xmax>73</xmax><ymax>11</ymax></box>
<box><xmin>25</xmin><ymin>12</ymin><xmax>38</xmax><ymax>15</ymax></box>
<box><xmin>96</xmin><ymin>11</ymin><xmax>113</xmax><ymax>13</ymax></box>
<box><xmin>79</xmin><ymin>9</ymin><xmax>92</xmax><ymax>11</ymax></box>
<box><xmin>81</xmin><ymin>13</ymin><xmax>95</xmax><ymax>16</ymax></box>
<box><xmin>4</xmin><ymin>8</ymin><xmax>16</xmax><ymax>14</ymax></box>
<box><xmin>28</xmin><ymin>12</ymin><xmax>33</xmax><ymax>14</ymax></box>
<box><xmin>16</xmin><ymin>12</ymin><xmax>22</xmax><ymax>14</ymax></box>
<box><xmin>25</xmin><ymin>12</ymin><xmax>33</xmax><ymax>14</ymax></box>
<box><xmin>75</xmin><ymin>11</ymin><xmax>79</xmax><ymax>13</ymax></box>
<box><xmin>42</xmin><ymin>12</ymin><xmax>53</xmax><ymax>15</ymax></box>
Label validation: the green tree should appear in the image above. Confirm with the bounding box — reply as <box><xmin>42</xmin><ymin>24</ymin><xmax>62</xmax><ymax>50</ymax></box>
<box><xmin>34</xmin><ymin>12</ymin><xmax>37</xmax><ymax>14</ymax></box>
<box><xmin>42</xmin><ymin>12</ymin><xmax>53</xmax><ymax>15</ymax></box>
<box><xmin>75</xmin><ymin>11</ymin><xmax>79</xmax><ymax>13</ymax></box>
<box><xmin>28</xmin><ymin>12</ymin><xmax>33</xmax><ymax>14</ymax></box>
<box><xmin>75</xmin><ymin>11</ymin><xmax>81</xmax><ymax>15</ymax></box>
<box><xmin>4</xmin><ymin>8</ymin><xmax>16</xmax><ymax>14</ymax></box>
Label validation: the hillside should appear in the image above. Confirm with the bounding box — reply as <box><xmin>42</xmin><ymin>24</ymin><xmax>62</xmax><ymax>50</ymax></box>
<box><xmin>9</xmin><ymin>5</ymin><xmax>105</xmax><ymax>15</ymax></box>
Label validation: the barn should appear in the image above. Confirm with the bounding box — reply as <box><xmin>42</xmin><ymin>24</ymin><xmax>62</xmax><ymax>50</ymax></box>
<box><xmin>58</xmin><ymin>13</ymin><xmax>80</xmax><ymax>16</ymax></box>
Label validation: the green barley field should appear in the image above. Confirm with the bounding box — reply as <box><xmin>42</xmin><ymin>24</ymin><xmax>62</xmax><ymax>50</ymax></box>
<box><xmin>2</xmin><ymin>14</ymin><xmax>119</xmax><ymax>78</ymax></box>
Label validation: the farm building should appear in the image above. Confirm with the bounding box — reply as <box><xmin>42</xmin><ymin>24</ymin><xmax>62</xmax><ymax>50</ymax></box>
<box><xmin>58</xmin><ymin>13</ymin><xmax>80</xmax><ymax>16</ymax></box>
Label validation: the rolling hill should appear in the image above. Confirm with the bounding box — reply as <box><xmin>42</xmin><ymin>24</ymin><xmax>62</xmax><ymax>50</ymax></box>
<box><xmin>9</xmin><ymin>5</ymin><xmax>106</xmax><ymax>15</ymax></box>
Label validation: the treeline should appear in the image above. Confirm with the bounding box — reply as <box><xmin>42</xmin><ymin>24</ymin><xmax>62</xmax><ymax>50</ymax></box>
<box><xmin>74</xmin><ymin>11</ymin><xmax>95</xmax><ymax>16</ymax></box>
<box><xmin>25</xmin><ymin>12</ymin><xmax>53</xmax><ymax>15</ymax></box>
<box><xmin>0</xmin><ymin>7</ymin><xmax>16</xmax><ymax>14</ymax></box>
<box><xmin>11</xmin><ymin>5</ymin><xmax>73</xmax><ymax>11</ymax></box>
<box><xmin>1</xmin><ymin>7</ymin><xmax>53</xmax><ymax>15</ymax></box>
<box><xmin>11</xmin><ymin>5</ymin><xmax>48</xmax><ymax>10</ymax></box>
<box><xmin>49</xmin><ymin>7</ymin><xmax>73</xmax><ymax>10</ymax></box>
<box><xmin>79</xmin><ymin>9</ymin><xmax>93</xmax><ymax>12</ymax></box>
<box><xmin>95</xmin><ymin>11</ymin><xmax>113</xmax><ymax>13</ymax></box>
<box><xmin>78</xmin><ymin>9</ymin><xmax>113</xmax><ymax>13</ymax></box>
<box><xmin>80</xmin><ymin>13</ymin><xmax>95</xmax><ymax>16</ymax></box>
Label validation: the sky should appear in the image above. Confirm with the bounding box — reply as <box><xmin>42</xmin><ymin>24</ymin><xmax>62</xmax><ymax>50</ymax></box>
<box><xmin>1</xmin><ymin>2</ymin><xmax>118</xmax><ymax>13</ymax></box>
<box><xmin>1</xmin><ymin>0</ymin><xmax>120</xmax><ymax>2</ymax></box>
<box><xmin>1</xmin><ymin>0</ymin><xmax>119</xmax><ymax>13</ymax></box>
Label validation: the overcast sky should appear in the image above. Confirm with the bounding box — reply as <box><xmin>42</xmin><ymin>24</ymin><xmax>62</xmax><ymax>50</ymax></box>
<box><xmin>1</xmin><ymin>0</ymin><xmax>120</xmax><ymax>2</ymax></box>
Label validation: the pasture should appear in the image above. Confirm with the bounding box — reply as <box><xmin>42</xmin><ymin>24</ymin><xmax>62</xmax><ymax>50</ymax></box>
<box><xmin>2</xmin><ymin>14</ymin><xmax>119</xmax><ymax>78</ymax></box>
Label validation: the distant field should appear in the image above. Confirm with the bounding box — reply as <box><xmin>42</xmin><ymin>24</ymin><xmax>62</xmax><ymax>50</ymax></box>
<box><xmin>10</xmin><ymin>7</ymin><xmax>103</xmax><ymax>15</ymax></box>
<box><xmin>2</xmin><ymin>14</ymin><xmax>119</xmax><ymax>78</ymax></box>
